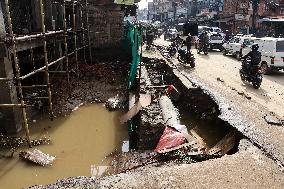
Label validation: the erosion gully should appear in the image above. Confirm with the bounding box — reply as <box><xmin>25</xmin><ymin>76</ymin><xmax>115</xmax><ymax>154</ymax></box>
<box><xmin>0</xmin><ymin>57</ymin><xmax>250</xmax><ymax>188</ymax></box>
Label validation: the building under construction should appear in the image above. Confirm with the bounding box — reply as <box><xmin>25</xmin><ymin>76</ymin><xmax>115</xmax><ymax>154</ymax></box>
<box><xmin>0</xmin><ymin>0</ymin><xmax>137</xmax><ymax>140</ymax></box>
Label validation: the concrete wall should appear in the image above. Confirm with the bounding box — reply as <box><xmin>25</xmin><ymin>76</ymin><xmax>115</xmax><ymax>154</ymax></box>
<box><xmin>0</xmin><ymin>3</ymin><xmax>22</xmax><ymax>133</ymax></box>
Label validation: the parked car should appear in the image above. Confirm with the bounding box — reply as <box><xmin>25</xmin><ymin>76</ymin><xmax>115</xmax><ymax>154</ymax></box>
<box><xmin>222</xmin><ymin>35</ymin><xmax>254</xmax><ymax>60</ymax></box>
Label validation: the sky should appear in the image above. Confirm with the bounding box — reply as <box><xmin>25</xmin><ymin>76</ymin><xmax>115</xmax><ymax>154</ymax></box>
<box><xmin>138</xmin><ymin>0</ymin><xmax>152</xmax><ymax>10</ymax></box>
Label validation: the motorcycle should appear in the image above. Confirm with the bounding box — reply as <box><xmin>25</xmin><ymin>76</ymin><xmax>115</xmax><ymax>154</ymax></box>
<box><xmin>167</xmin><ymin>42</ymin><xmax>178</xmax><ymax>57</ymax></box>
<box><xmin>239</xmin><ymin>58</ymin><xmax>263</xmax><ymax>89</ymax></box>
<box><xmin>197</xmin><ymin>42</ymin><xmax>208</xmax><ymax>55</ymax></box>
<box><xmin>177</xmin><ymin>49</ymin><xmax>196</xmax><ymax>68</ymax></box>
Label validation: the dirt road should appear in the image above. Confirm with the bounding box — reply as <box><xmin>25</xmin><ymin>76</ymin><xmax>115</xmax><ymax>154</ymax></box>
<box><xmin>153</xmin><ymin>38</ymin><xmax>284</xmax><ymax>166</ymax></box>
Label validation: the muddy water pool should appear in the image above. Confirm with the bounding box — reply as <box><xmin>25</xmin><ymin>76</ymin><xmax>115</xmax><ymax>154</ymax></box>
<box><xmin>0</xmin><ymin>104</ymin><xmax>128</xmax><ymax>188</ymax></box>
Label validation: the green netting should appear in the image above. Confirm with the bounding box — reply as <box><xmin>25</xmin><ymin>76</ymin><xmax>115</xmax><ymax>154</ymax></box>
<box><xmin>122</xmin><ymin>22</ymin><xmax>143</xmax><ymax>136</ymax></box>
<box><xmin>122</xmin><ymin>21</ymin><xmax>143</xmax><ymax>89</ymax></box>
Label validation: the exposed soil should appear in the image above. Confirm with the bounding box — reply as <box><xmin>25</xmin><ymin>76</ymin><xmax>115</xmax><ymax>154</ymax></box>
<box><xmin>51</xmin><ymin>62</ymin><xmax>129</xmax><ymax>116</ymax></box>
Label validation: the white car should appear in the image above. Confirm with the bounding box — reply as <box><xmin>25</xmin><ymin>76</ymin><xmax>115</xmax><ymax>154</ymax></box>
<box><xmin>208</xmin><ymin>32</ymin><xmax>224</xmax><ymax>51</ymax></box>
<box><xmin>222</xmin><ymin>36</ymin><xmax>255</xmax><ymax>60</ymax></box>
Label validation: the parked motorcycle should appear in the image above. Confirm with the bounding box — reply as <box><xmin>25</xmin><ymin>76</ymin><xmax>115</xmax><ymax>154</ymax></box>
<box><xmin>239</xmin><ymin>58</ymin><xmax>263</xmax><ymax>89</ymax></box>
<box><xmin>177</xmin><ymin>49</ymin><xmax>196</xmax><ymax>68</ymax></box>
<box><xmin>167</xmin><ymin>42</ymin><xmax>178</xmax><ymax>57</ymax></box>
<box><xmin>197</xmin><ymin>42</ymin><xmax>208</xmax><ymax>55</ymax></box>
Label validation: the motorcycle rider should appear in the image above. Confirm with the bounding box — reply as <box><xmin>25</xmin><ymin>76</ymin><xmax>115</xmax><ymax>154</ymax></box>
<box><xmin>185</xmin><ymin>33</ymin><xmax>192</xmax><ymax>53</ymax></box>
<box><xmin>199</xmin><ymin>31</ymin><xmax>209</xmax><ymax>51</ymax></box>
<box><xmin>175</xmin><ymin>34</ymin><xmax>182</xmax><ymax>47</ymax></box>
<box><xmin>241</xmin><ymin>44</ymin><xmax>261</xmax><ymax>73</ymax></box>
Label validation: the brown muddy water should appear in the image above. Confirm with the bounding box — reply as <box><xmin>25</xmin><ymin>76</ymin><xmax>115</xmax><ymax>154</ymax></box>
<box><xmin>0</xmin><ymin>104</ymin><xmax>128</xmax><ymax>189</ymax></box>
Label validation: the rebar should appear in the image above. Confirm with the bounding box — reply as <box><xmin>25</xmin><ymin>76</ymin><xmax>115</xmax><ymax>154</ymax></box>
<box><xmin>4</xmin><ymin>0</ymin><xmax>31</xmax><ymax>147</ymax></box>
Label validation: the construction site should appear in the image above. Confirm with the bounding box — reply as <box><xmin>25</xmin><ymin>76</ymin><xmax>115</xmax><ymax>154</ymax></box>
<box><xmin>0</xmin><ymin>0</ymin><xmax>284</xmax><ymax>189</ymax></box>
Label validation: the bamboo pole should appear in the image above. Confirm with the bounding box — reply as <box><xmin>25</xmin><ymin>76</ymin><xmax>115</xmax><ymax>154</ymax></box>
<box><xmin>80</xmin><ymin>5</ymin><xmax>86</xmax><ymax>64</ymax></box>
<box><xmin>85</xmin><ymin>0</ymin><xmax>92</xmax><ymax>63</ymax></box>
<box><xmin>4</xmin><ymin>0</ymin><xmax>31</xmax><ymax>147</ymax></box>
<box><xmin>73</xmin><ymin>0</ymin><xmax>79</xmax><ymax>77</ymax></box>
<box><xmin>20</xmin><ymin>56</ymin><xmax>66</xmax><ymax>80</ymax></box>
<box><xmin>63</xmin><ymin>0</ymin><xmax>70</xmax><ymax>84</ymax></box>
<box><xmin>39</xmin><ymin>0</ymin><xmax>54</xmax><ymax>120</ymax></box>
<box><xmin>15</xmin><ymin>30</ymin><xmax>67</xmax><ymax>42</ymax></box>
<box><xmin>0</xmin><ymin>104</ymin><xmax>26</xmax><ymax>107</ymax></box>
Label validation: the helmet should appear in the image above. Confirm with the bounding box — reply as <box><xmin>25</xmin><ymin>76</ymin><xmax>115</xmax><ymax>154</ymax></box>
<box><xmin>188</xmin><ymin>33</ymin><xmax>191</xmax><ymax>36</ymax></box>
<box><xmin>252</xmin><ymin>44</ymin><xmax>259</xmax><ymax>51</ymax></box>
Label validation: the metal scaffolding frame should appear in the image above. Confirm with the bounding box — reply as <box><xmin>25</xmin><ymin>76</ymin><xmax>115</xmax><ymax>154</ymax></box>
<box><xmin>0</xmin><ymin>0</ymin><xmax>92</xmax><ymax>147</ymax></box>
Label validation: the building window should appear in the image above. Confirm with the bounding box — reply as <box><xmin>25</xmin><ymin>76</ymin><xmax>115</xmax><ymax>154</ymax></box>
<box><xmin>281</xmin><ymin>8</ymin><xmax>284</xmax><ymax>15</ymax></box>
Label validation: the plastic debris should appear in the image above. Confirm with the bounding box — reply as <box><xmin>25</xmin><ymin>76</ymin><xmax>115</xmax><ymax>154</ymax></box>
<box><xmin>19</xmin><ymin>149</ymin><xmax>56</xmax><ymax>166</ymax></box>
<box><xmin>155</xmin><ymin>126</ymin><xmax>186</xmax><ymax>153</ymax></box>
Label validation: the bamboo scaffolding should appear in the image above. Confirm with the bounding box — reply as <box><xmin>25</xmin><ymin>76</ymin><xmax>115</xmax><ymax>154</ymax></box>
<box><xmin>4</xmin><ymin>0</ymin><xmax>31</xmax><ymax>147</ymax></box>
<box><xmin>39</xmin><ymin>0</ymin><xmax>54</xmax><ymax>120</ymax></box>
<box><xmin>0</xmin><ymin>0</ymin><xmax>91</xmax><ymax>144</ymax></box>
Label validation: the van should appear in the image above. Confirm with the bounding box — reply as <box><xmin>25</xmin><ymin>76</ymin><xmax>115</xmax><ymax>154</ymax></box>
<box><xmin>248</xmin><ymin>37</ymin><xmax>284</xmax><ymax>74</ymax></box>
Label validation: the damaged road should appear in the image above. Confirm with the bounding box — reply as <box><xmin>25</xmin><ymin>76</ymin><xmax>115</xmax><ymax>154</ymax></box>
<box><xmin>149</xmin><ymin>38</ymin><xmax>284</xmax><ymax>167</ymax></box>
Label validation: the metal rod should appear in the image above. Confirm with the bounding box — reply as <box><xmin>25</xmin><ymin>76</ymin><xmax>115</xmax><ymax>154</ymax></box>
<box><xmin>4</xmin><ymin>0</ymin><xmax>31</xmax><ymax>147</ymax></box>
<box><xmin>39</xmin><ymin>0</ymin><xmax>54</xmax><ymax>120</ymax></box>
<box><xmin>85</xmin><ymin>0</ymin><xmax>92</xmax><ymax>63</ymax></box>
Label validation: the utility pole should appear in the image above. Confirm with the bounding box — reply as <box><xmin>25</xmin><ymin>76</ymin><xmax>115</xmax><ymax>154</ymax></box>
<box><xmin>252</xmin><ymin>0</ymin><xmax>260</xmax><ymax>34</ymax></box>
<box><xmin>173</xmin><ymin>2</ymin><xmax>177</xmax><ymax>22</ymax></box>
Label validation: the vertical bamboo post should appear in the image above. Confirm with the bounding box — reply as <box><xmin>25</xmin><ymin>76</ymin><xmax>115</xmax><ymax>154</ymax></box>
<box><xmin>39</xmin><ymin>0</ymin><xmax>54</xmax><ymax>120</ymax></box>
<box><xmin>4</xmin><ymin>0</ymin><xmax>31</xmax><ymax>147</ymax></box>
<box><xmin>80</xmin><ymin>5</ymin><xmax>86</xmax><ymax>64</ymax></box>
<box><xmin>63</xmin><ymin>0</ymin><xmax>70</xmax><ymax>84</ymax></box>
<box><xmin>72</xmin><ymin>0</ymin><xmax>79</xmax><ymax>77</ymax></box>
<box><xmin>85</xmin><ymin>0</ymin><xmax>92</xmax><ymax>63</ymax></box>
<box><xmin>29</xmin><ymin>38</ymin><xmax>36</xmax><ymax>84</ymax></box>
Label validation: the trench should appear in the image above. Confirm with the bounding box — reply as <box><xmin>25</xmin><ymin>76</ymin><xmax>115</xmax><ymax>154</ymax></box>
<box><xmin>135</xmin><ymin>57</ymin><xmax>245</xmax><ymax>155</ymax></box>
